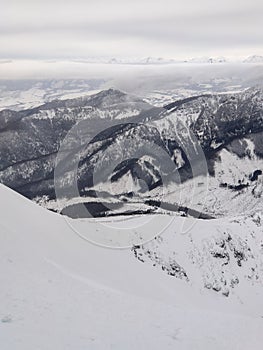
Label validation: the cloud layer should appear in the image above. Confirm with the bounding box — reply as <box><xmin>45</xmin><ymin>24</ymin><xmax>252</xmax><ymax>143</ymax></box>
<box><xmin>1</xmin><ymin>0</ymin><xmax>262</xmax><ymax>59</ymax></box>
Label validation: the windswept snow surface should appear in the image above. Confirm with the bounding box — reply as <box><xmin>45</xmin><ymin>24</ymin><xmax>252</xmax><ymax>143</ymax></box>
<box><xmin>1</xmin><ymin>184</ymin><xmax>263</xmax><ymax>349</ymax></box>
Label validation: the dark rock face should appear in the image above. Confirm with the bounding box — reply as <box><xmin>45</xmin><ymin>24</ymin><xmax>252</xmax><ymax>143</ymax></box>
<box><xmin>0</xmin><ymin>87</ymin><xmax>262</xmax><ymax>215</ymax></box>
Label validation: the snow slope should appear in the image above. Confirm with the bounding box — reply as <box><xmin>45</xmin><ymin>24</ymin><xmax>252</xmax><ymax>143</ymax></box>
<box><xmin>1</xmin><ymin>184</ymin><xmax>263</xmax><ymax>349</ymax></box>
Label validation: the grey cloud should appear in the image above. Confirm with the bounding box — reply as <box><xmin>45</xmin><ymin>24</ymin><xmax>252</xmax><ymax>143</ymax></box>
<box><xmin>0</xmin><ymin>0</ymin><xmax>262</xmax><ymax>59</ymax></box>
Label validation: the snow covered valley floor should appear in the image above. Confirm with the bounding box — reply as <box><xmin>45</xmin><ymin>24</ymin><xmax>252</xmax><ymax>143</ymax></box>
<box><xmin>1</xmin><ymin>184</ymin><xmax>263</xmax><ymax>350</ymax></box>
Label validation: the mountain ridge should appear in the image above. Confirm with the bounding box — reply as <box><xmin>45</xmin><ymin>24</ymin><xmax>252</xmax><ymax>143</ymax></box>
<box><xmin>0</xmin><ymin>87</ymin><xmax>262</xmax><ymax>219</ymax></box>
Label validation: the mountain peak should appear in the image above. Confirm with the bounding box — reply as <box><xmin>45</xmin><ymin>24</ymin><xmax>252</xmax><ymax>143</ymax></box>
<box><xmin>243</xmin><ymin>55</ymin><xmax>263</xmax><ymax>63</ymax></box>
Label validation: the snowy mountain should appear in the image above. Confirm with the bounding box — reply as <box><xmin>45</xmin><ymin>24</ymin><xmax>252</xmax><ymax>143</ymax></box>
<box><xmin>108</xmin><ymin>57</ymin><xmax>179</xmax><ymax>65</ymax></box>
<box><xmin>186</xmin><ymin>56</ymin><xmax>228</xmax><ymax>64</ymax></box>
<box><xmin>0</xmin><ymin>87</ymin><xmax>262</xmax><ymax>219</ymax></box>
<box><xmin>1</xmin><ymin>85</ymin><xmax>263</xmax><ymax>349</ymax></box>
<box><xmin>243</xmin><ymin>55</ymin><xmax>263</xmax><ymax>63</ymax></box>
<box><xmin>86</xmin><ymin>56</ymin><xmax>228</xmax><ymax>65</ymax></box>
<box><xmin>1</xmin><ymin>183</ymin><xmax>263</xmax><ymax>349</ymax></box>
<box><xmin>89</xmin><ymin>88</ymin><xmax>263</xmax><ymax>218</ymax></box>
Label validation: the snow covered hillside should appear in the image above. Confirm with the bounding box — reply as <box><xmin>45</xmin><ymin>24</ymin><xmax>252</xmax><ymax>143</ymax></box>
<box><xmin>0</xmin><ymin>80</ymin><xmax>104</xmax><ymax>111</ymax></box>
<box><xmin>1</xmin><ymin>184</ymin><xmax>263</xmax><ymax>349</ymax></box>
<box><xmin>1</xmin><ymin>87</ymin><xmax>262</xmax><ymax>221</ymax></box>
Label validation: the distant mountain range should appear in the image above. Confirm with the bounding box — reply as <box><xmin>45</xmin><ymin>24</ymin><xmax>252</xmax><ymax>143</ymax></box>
<box><xmin>71</xmin><ymin>55</ymin><xmax>263</xmax><ymax>65</ymax></box>
<box><xmin>1</xmin><ymin>56</ymin><xmax>263</xmax><ymax>67</ymax></box>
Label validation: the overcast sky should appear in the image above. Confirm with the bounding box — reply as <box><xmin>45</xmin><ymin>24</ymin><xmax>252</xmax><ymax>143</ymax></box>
<box><xmin>0</xmin><ymin>0</ymin><xmax>262</xmax><ymax>61</ymax></box>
